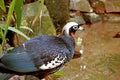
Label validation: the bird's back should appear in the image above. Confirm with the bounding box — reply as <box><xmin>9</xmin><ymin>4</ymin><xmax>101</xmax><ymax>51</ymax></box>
<box><xmin>0</xmin><ymin>35</ymin><xmax>75</xmax><ymax>77</ymax></box>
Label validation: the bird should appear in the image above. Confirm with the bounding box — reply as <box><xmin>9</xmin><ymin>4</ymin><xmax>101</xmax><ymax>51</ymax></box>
<box><xmin>0</xmin><ymin>22</ymin><xmax>84</xmax><ymax>80</ymax></box>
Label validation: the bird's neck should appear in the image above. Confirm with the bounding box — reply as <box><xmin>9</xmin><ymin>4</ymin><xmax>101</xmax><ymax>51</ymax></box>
<box><xmin>60</xmin><ymin>35</ymin><xmax>75</xmax><ymax>61</ymax></box>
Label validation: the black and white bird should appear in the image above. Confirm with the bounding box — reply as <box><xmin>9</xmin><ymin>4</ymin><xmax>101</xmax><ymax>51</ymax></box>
<box><xmin>0</xmin><ymin>22</ymin><xmax>84</xmax><ymax>79</ymax></box>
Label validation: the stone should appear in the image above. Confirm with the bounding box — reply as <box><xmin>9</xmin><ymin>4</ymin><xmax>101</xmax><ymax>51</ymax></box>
<box><xmin>69</xmin><ymin>10</ymin><xmax>85</xmax><ymax>24</ymax></box>
<box><xmin>83</xmin><ymin>13</ymin><xmax>102</xmax><ymax>23</ymax></box>
<box><xmin>89</xmin><ymin>0</ymin><xmax>105</xmax><ymax>13</ymax></box>
<box><xmin>70</xmin><ymin>0</ymin><xmax>93</xmax><ymax>12</ymax></box>
<box><xmin>105</xmin><ymin>0</ymin><xmax>120</xmax><ymax>12</ymax></box>
<box><xmin>45</xmin><ymin>0</ymin><xmax>70</xmax><ymax>35</ymax></box>
<box><xmin>103</xmin><ymin>13</ymin><xmax>120</xmax><ymax>22</ymax></box>
<box><xmin>20</xmin><ymin>1</ymin><xmax>56</xmax><ymax>43</ymax></box>
<box><xmin>69</xmin><ymin>11</ymin><xmax>85</xmax><ymax>24</ymax></box>
<box><xmin>69</xmin><ymin>15</ymin><xmax>85</xmax><ymax>24</ymax></box>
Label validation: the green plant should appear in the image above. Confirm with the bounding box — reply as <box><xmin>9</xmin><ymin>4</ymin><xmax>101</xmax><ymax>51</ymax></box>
<box><xmin>0</xmin><ymin>0</ymin><xmax>45</xmax><ymax>55</ymax></box>
<box><xmin>0</xmin><ymin>0</ymin><xmax>33</xmax><ymax>54</ymax></box>
<box><xmin>54</xmin><ymin>71</ymin><xmax>64</xmax><ymax>76</ymax></box>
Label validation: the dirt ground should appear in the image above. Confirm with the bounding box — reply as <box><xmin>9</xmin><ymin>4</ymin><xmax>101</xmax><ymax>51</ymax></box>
<box><xmin>54</xmin><ymin>21</ymin><xmax>120</xmax><ymax>80</ymax></box>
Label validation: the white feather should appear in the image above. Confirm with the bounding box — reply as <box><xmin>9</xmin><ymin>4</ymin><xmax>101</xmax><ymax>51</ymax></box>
<box><xmin>39</xmin><ymin>55</ymin><xmax>66</xmax><ymax>70</ymax></box>
<box><xmin>62</xmin><ymin>22</ymin><xmax>78</xmax><ymax>36</ymax></box>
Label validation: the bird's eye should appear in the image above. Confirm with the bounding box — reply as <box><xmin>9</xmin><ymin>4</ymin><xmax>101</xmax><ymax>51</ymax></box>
<box><xmin>73</xmin><ymin>25</ymin><xmax>78</xmax><ymax>30</ymax></box>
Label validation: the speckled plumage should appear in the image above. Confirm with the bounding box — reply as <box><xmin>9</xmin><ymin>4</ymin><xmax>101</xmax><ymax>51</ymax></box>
<box><xmin>0</xmin><ymin>22</ymin><xmax>84</xmax><ymax>79</ymax></box>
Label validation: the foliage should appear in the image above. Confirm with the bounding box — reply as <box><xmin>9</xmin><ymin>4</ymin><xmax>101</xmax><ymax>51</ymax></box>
<box><xmin>0</xmin><ymin>0</ymin><xmax>6</xmax><ymax>12</ymax></box>
<box><xmin>0</xmin><ymin>0</ymin><xmax>34</xmax><ymax>54</ymax></box>
<box><xmin>54</xmin><ymin>71</ymin><xmax>64</xmax><ymax>76</ymax></box>
<box><xmin>0</xmin><ymin>24</ymin><xmax>32</xmax><ymax>40</ymax></box>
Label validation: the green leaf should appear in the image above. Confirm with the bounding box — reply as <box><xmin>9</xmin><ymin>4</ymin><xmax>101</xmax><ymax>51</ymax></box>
<box><xmin>0</xmin><ymin>45</ymin><xmax>2</xmax><ymax>55</ymax></box>
<box><xmin>0</xmin><ymin>25</ymin><xmax>4</xmax><ymax>39</ymax></box>
<box><xmin>0</xmin><ymin>24</ymin><xmax>30</xmax><ymax>40</ymax></box>
<box><xmin>0</xmin><ymin>0</ymin><xmax>6</xmax><ymax>12</ymax></box>
<box><xmin>7</xmin><ymin>47</ymin><xmax>14</xmax><ymax>51</ymax></box>
<box><xmin>15</xmin><ymin>0</ymin><xmax>23</xmax><ymax>29</ymax></box>
<box><xmin>8</xmin><ymin>27</ymin><xmax>30</xmax><ymax>40</ymax></box>
<box><xmin>5</xmin><ymin>0</ymin><xmax>15</xmax><ymax>29</ymax></box>
<box><xmin>0</xmin><ymin>23</ymin><xmax>4</xmax><ymax>28</ymax></box>
<box><xmin>3</xmin><ymin>0</ymin><xmax>16</xmax><ymax>43</ymax></box>
<box><xmin>20</xmin><ymin>26</ymin><xmax>33</xmax><ymax>32</ymax></box>
<box><xmin>54</xmin><ymin>71</ymin><xmax>64</xmax><ymax>76</ymax></box>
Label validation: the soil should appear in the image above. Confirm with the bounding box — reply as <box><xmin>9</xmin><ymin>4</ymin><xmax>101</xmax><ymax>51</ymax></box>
<box><xmin>54</xmin><ymin>21</ymin><xmax>120</xmax><ymax>80</ymax></box>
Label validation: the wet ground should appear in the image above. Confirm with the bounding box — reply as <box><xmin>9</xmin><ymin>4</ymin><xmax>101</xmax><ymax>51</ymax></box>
<box><xmin>52</xmin><ymin>21</ymin><xmax>120</xmax><ymax>80</ymax></box>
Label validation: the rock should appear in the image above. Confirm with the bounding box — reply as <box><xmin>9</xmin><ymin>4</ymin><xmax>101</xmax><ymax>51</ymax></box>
<box><xmin>103</xmin><ymin>13</ymin><xmax>120</xmax><ymax>22</ymax></box>
<box><xmin>89</xmin><ymin>0</ymin><xmax>105</xmax><ymax>13</ymax></box>
<box><xmin>45</xmin><ymin>0</ymin><xmax>70</xmax><ymax>35</ymax></box>
<box><xmin>69</xmin><ymin>11</ymin><xmax>85</xmax><ymax>24</ymax></box>
<box><xmin>20</xmin><ymin>1</ymin><xmax>56</xmax><ymax>43</ymax></box>
<box><xmin>105</xmin><ymin>0</ymin><xmax>120</xmax><ymax>12</ymax></box>
<box><xmin>69</xmin><ymin>16</ymin><xmax>85</xmax><ymax>24</ymax></box>
<box><xmin>22</xmin><ymin>1</ymin><xmax>40</xmax><ymax>18</ymax></box>
<box><xmin>83</xmin><ymin>13</ymin><xmax>102</xmax><ymax>23</ymax></box>
<box><xmin>41</xmin><ymin>6</ymin><xmax>56</xmax><ymax>36</ymax></box>
<box><xmin>70</xmin><ymin>0</ymin><xmax>93</xmax><ymax>12</ymax></box>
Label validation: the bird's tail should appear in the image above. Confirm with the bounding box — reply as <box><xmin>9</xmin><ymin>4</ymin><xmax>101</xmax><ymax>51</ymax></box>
<box><xmin>0</xmin><ymin>57</ymin><xmax>14</xmax><ymax>80</ymax></box>
<box><xmin>0</xmin><ymin>73</ymin><xmax>14</xmax><ymax>80</ymax></box>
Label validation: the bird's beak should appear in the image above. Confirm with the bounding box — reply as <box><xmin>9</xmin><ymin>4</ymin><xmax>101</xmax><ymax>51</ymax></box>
<box><xmin>78</xmin><ymin>24</ymin><xmax>84</xmax><ymax>31</ymax></box>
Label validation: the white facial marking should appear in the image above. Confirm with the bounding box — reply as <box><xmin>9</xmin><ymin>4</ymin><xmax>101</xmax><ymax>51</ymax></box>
<box><xmin>39</xmin><ymin>55</ymin><xmax>66</xmax><ymax>70</ymax></box>
<box><xmin>62</xmin><ymin>22</ymin><xmax>78</xmax><ymax>36</ymax></box>
<box><xmin>78</xmin><ymin>26</ymin><xmax>84</xmax><ymax>30</ymax></box>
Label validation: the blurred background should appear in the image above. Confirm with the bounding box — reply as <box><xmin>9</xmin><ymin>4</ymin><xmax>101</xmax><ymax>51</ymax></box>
<box><xmin>0</xmin><ymin>0</ymin><xmax>120</xmax><ymax>80</ymax></box>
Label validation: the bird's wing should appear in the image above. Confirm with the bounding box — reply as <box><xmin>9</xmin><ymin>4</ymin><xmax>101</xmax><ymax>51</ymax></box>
<box><xmin>0</xmin><ymin>36</ymin><xmax>70</xmax><ymax>73</ymax></box>
<box><xmin>0</xmin><ymin>51</ymin><xmax>38</xmax><ymax>73</ymax></box>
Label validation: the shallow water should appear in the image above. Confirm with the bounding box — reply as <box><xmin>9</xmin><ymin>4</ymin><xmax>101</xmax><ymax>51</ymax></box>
<box><xmin>54</xmin><ymin>21</ymin><xmax>120</xmax><ymax>80</ymax></box>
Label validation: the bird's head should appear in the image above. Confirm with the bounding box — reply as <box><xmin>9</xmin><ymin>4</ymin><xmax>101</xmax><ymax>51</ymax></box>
<box><xmin>62</xmin><ymin>22</ymin><xmax>84</xmax><ymax>37</ymax></box>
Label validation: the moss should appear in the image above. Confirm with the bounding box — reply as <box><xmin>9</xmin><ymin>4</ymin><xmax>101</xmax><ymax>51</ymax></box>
<box><xmin>113</xmin><ymin>2</ymin><xmax>120</xmax><ymax>8</ymax></box>
<box><xmin>45</xmin><ymin>0</ymin><xmax>70</xmax><ymax>34</ymax></box>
